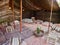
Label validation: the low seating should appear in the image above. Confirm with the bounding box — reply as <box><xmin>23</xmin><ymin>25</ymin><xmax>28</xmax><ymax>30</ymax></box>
<box><xmin>42</xmin><ymin>21</ymin><xmax>53</xmax><ymax>27</ymax></box>
<box><xmin>52</xmin><ymin>24</ymin><xmax>60</xmax><ymax>32</ymax></box>
<box><xmin>47</xmin><ymin>31</ymin><xmax>60</xmax><ymax>45</ymax></box>
<box><xmin>55</xmin><ymin>38</ymin><xmax>60</xmax><ymax>45</ymax></box>
<box><xmin>0</xmin><ymin>30</ymin><xmax>6</xmax><ymax>44</ymax></box>
<box><xmin>47</xmin><ymin>34</ymin><xmax>57</xmax><ymax>45</ymax></box>
<box><xmin>22</xmin><ymin>18</ymin><xmax>33</xmax><ymax>23</ymax></box>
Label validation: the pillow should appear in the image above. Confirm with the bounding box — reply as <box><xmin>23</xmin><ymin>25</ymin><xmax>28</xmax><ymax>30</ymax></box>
<box><xmin>22</xmin><ymin>18</ymin><xmax>33</xmax><ymax>23</ymax></box>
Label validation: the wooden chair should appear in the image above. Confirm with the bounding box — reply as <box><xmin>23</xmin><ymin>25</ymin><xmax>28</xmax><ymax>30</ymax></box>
<box><xmin>6</xmin><ymin>26</ymin><xmax>14</xmax><ymax>33</ymax></box>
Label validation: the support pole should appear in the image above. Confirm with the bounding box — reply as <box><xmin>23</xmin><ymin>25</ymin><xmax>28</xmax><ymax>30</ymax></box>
<box><xmin>47</xmin><ymin>0</ymin><xmax>53</xmax><ymax>44</ymax></box>
<box><xmin>11</xmin><ymin>0</ymin><xmax>15</xmax><ymax>29</ymax></box>
<box><xmin>48</xmin><ymin>0</ymin><xmax>53</xmax><ymax>33</ymax></box>
<box><xmin>20</xmin><ymin>0</ymin><xmax>22</xmax><ymax>32</ymax></box>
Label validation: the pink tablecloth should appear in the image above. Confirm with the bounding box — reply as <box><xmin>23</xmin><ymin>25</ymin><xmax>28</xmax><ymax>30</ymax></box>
<box><xmin>23</xmin><ymin>23</ymin><xmax>50</xmax><ymax>45</ymax></box>
<box><xmin>24</xmin><ymin>36</ymin><xmax>48</xmax><ymax>45</ymax></box>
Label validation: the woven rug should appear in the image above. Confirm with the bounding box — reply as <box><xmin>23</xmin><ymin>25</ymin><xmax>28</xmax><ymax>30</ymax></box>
<box><xmin>5</xmin><ymin>27</ymin><xmax>33</xmax><ymax>41</ymax></box>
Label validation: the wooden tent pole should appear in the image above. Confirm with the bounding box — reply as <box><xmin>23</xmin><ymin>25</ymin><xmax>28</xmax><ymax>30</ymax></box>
<box><xmin>48</xmin><ymin>0</ymin><xmax>53</xmax><ymax>33</ymax></box>
<box><xmin>20</xmin><ymin>0</ymin><xmax>22</xmax><ymax>32</ymax></box>
<box><xmin>11</xmin><ymin>0</ymin><xmax>15</xmax><ymax>28</ymax></box>
<box><xmin>47</xmin><ymin>0</ymin><xmax>53</xmax><ymax>44</ymax></box>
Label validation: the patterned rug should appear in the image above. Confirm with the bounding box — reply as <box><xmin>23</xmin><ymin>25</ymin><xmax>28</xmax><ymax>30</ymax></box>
<box><xmin>5</xmin><ymin>26</ymin><xmax>33</xmax><ymax>41</ymax></box>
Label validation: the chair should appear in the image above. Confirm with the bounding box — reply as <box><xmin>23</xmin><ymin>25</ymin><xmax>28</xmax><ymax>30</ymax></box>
<box><xmin>6</xmin><ymin>26</ymin><xmax>14</xmax><ymax>33</ymax></box>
